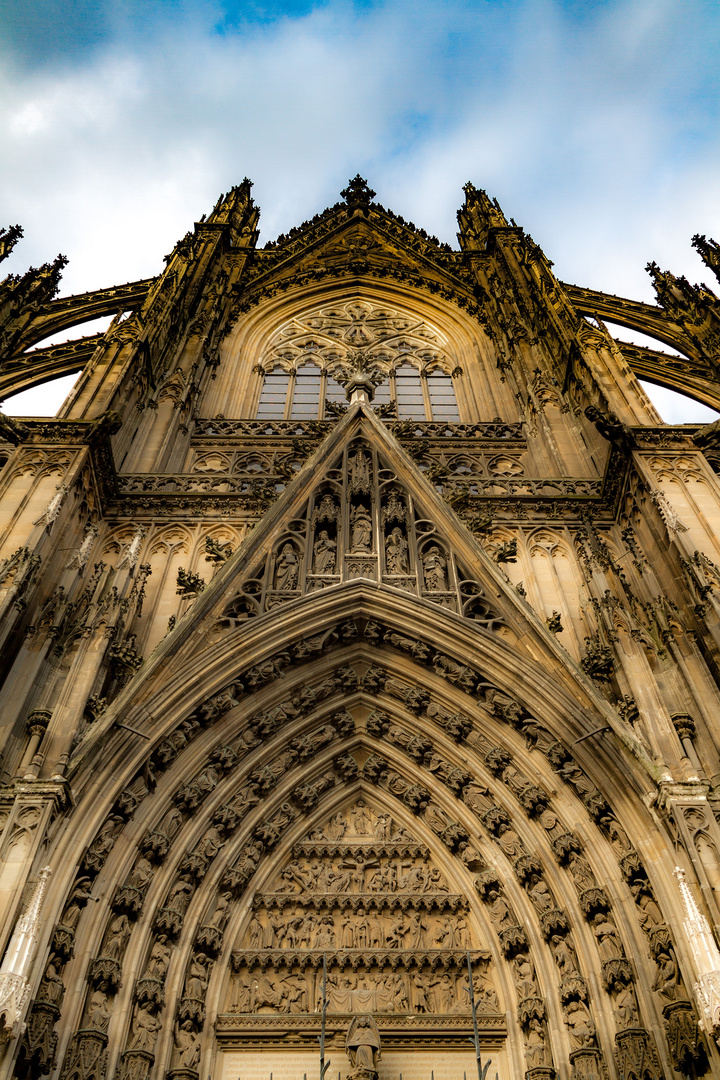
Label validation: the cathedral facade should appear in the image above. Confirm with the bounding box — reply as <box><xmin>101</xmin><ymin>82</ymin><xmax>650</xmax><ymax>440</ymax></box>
<box><xmin>1</xmin><ymin>177</ymin><xmax>720</xmax><ymax>1080</ymax></box>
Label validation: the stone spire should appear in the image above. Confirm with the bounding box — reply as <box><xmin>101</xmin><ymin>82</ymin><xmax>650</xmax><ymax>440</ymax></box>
<box><xmin>0</xmin><ymin>866</ymin><xmax>52</xmax><ymax>1044</ymax></box>
<box><xmin>675</xmin><ymin>866</ymin><xmax>720</xmax><ymax>1044</ymax></box>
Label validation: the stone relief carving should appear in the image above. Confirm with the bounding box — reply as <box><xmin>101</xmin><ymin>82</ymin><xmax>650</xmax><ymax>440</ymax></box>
<box><xmin>345</xmin><ymin>1013</ymin><xmax>381</xmax><ymax>1079</ymax></box>
<box><xmin>227</xmin><ymin>801</ymin><xmax>498</xmax><ymax>1020</ymax></box>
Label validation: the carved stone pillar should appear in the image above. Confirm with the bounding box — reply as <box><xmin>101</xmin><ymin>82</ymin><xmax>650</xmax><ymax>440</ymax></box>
<box><xmin>671</xmin><ymin>713</ymin><xmax>706</xmax><ymax>779</ymax></box>
<box><xmin>166</xmin><ymin>1068</ymin><xmax>198</xmax><ymax>1080</ymax></box>
<box><xmin>114</xmin><ymin>1049</ymin><xmax>154</xmax><ymax>1080</ymax></box>
<box><xmin>659</xmin><ymin>782</ymin><xmax>720</xmax><ymax>934</ymax></box>
<box><xmin>569</xmin><ymin>1047</ymin><xmax>604</xmax><ymax>1080</ymax></box>
<box><xmin>614</xmin><ymin>1028</ymin><xmax>663</xmax><ymax>1080</ymax></box>
<box><xmin>0</xmin><ymin>782</ymin><xmax>69</xmax><ymax>955</ymax></box>
<box><xmin>15</xmin><ymin>1000</ymin><xmax>59</xmax><ymax>1079</ymax></box>
<box><xmin>662</xmin><ymin>1000</ymin><xmax>708</xmax><ymax>1075</ymax></box>
<box><xmin>59</xmin><ymin>1031</ymin><xmax>108</xmax><ymax>1080</ymax></box>
<box><xmin>17</xmin><ymin>711</ymin><xmax>52</xmax><ymax>778</ymax></box>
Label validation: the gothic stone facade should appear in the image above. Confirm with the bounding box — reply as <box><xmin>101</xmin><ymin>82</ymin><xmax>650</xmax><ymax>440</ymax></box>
<box><xmin>1</xmin><ymin>179</ymin><xmax>720</xmax><ymax>1080</ymax></box>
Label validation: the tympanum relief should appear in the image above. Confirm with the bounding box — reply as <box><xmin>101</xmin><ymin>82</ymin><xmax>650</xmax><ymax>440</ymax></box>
<box><xmin>226</xmin><ymin>800</ymin><xmax>498</xmax><ymax>1023</ymax></box>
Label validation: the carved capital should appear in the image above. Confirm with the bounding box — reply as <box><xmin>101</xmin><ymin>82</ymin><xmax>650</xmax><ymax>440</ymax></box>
<box><xmin>25</xmin><ymin>709</ymin><xmax>51</xmax><ymax>738</ymax></box>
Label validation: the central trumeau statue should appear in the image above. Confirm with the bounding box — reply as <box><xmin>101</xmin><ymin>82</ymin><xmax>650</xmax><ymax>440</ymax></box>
<box><xmin>345</xmin><ymin>1014</ymin><xmax>381</xmax><ymax>1079</ymax></box>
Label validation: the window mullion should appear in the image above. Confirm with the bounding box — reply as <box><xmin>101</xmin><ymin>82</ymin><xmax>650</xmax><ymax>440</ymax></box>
<box><xmin>319</xmin><ymin>371</ymin><xmax>327</xmax><ymax>419</ymax></box>
<box><xmin>285</xmin><ymin>372</ymin><xmax>296</xmax><ymax>420</ymax></box>
<box><xmin>420</xmin><ymin>371</ymin><xmax>432</xmax><ymax>421</ymax></box>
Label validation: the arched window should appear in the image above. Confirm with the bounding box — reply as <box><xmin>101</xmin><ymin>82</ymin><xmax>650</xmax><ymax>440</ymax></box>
<box><xmin>394</xmin><ymin>364</ymin><xmax>425</xmax><ymax>419</ymax></box>
<box><xmin>426</xmin><ymin>371</ymin><xmax>460</xmax><ymax>420</ymax></box>
<box><xmin>256</xmin><ymin>368</ymin><xmax>291</xmax><ymax>419</ymax></box>
<box><xmin>390</xmin><ymin>364</ymin><xmax>460</xmax><ymax>421</ymax></box>
<box><xmin>256</xmin><ymin>362</ymin><xmax>460</xmax><ymax>421</ymax></box>
<box><xmin>256</xmin><ymin>364</ymin><xmax>347</xmax><ymax>420</ymax></box>
<box><xmin>290</xmin><ymin>363</ymin><xmax>322</xmax><ymax>419</ymax></box>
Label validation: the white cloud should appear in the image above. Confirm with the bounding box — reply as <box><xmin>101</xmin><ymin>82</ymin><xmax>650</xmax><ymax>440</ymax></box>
<box><xmin>0</xmin><ymin>0</ymin><xmax>718</xmax><ymax>420</ymax></box>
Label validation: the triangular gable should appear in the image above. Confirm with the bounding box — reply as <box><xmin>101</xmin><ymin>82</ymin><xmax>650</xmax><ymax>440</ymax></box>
<box><xmin>241</xmin><ymin>211</ymin><xmax>478</xmax><ymax>314</ymax></box>
<box><xmin>71</xmin><ymin>401</ymin><xmax>659</xmax><ymax>789</ymax></box>
<box><xmin>118</xmin><ymin>403</ymin><xmax>613</xmax><ymax>691</ymax></box>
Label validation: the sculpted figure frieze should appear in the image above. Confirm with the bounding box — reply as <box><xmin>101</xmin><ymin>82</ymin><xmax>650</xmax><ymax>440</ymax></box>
<box><xmin>225</xmin><ymin>799</ymin><xmax>500</xmax><ymax>1026</ymax></box>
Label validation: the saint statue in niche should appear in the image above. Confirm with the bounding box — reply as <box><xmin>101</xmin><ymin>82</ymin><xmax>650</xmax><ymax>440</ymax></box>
<box><xmin>313</xmin><ymin>530</ymin><xmax>337</xmax><ymax>573</ymax></box>
<box><xmin>348</xmin><ymin>448</ymin><xmax>371</xmax><ymax>492</ymax></box>
<box><xmin>385</xmin><ymin>527</ymin><xmax>409</xmax><ymax>574</ymax></box>
<box><xmin>274</xmin><ymin>542</ymin><xmax>299</xmax><ymax>590</ymax></box>
<box><xmin>350</xmin><ymin>506</ymin><xmax>372</xmax><ymax>551</ymax></box>
<box><xmin>345</xmin><ymin>1014</ymin><xmax>381</xmax><ymax>1078</ymax></box>
<box><xmin>422</xmin><ymin>545</ymin><xmax>448</xmax><ymax>591</ymax></box>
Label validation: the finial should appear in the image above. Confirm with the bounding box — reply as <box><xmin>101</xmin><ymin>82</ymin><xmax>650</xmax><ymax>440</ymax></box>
<box><xmin>0</xmin><ymin>866</ymin><xmax>53</xmax><ymax>1043</ymax></box>
<box><xmin>340</xmin><ymin>175</ymin><xmax>376</xmax><ymax>210</ymax></box>
<box><xmin>331</xmin><ymin>350</ymin><xmax>386</xmax><ymax>403</ymax></box>
<box><xmin>16</xmin><ymin>867</ymin><xmax>52</xmax><ymax>936</ymax></box>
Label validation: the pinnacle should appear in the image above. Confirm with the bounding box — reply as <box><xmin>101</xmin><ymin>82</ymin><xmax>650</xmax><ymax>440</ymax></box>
<box><xmin>340</xmin><ymin>175</ymin><xmax>376</xmax><ymax>209</ymax></box>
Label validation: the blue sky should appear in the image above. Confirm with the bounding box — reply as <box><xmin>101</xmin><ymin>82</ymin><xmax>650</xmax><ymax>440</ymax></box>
<box><xmin>1</xmin><ymin>0</ymin><xmax>720</xmax><ymax>420</ymax></box>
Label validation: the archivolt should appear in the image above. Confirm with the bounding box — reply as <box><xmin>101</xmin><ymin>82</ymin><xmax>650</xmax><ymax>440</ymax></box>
<box><xmin>32</xmin><ymin>600</ymin><xmax>687</xmax><ymax>1080</ymax></box>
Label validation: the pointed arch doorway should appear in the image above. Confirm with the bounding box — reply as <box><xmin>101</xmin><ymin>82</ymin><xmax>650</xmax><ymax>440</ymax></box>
<box><xmin>212</xmin><ymin>786</ymin><xmax>507</xmax><ymax>1080</ymax></box>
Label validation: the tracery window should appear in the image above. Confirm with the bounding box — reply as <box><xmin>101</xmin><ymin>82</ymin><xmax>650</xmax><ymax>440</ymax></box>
<box><xmin>256</xmin><ymin>364</ymin><xmax>347</xmax><ymax>420</ymax></box>
<box><xmin>255</xmin><ymin>300</ymin><xmax>461</xmax><ymax>421</ymax></box>
<box><xmin>256</xmin><ymin>361</ymin><xmax>459</xmax><ymax>421</ymax></box>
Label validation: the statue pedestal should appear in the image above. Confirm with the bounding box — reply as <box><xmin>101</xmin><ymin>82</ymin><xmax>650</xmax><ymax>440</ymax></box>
<box><xmin>348</xmin><ymin>1069</ymin><xmax>378</xmax><ymax>1080</ymax></box>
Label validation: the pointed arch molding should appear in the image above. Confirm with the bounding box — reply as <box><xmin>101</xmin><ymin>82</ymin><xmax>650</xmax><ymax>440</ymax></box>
<box><xmin>28</xmin><ymin>595</ymin><xmax>693</xmax><ymax>1080</ymax></box>
<box><xmin>30</xmin><ymin>404</ymin><xmax>692</xmax><ymax>1080</ymax></box>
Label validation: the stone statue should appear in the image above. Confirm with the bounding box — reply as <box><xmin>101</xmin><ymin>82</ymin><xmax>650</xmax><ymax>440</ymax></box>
<box><xmin>385</xmin><ymin>527</ymin><xmax>409</xmax><ymax>573</ymax></box>
<box><xmin>592</xmin><ymin>913</ymin><xmax>623</xmax><ymax>960</ymax></box>
<box><xmin>166</xmin><ymin>879</ymin><xmax>194</xmax><ymax>915</ymax></box>
<box><xmin>102</xmin><ymin>913</ymin><xmax>131</xmax><ymax>959</ymax></box>
<box><xmin>525</xmin><ymin>1018</ymin><xmax>550</xmax><ymax>1068</ymax></box>
<box><xmin>128</xmin><ymin>856</ymin><xmax>154</xmax><ymax>890</ymax></box>
<box><xmin>614</xmin><ymin>984</ymin><xmax>639</xmax><ymax>1027</ymax></box>
<box><xmin>86</xmin><ymin>989</ymin><xmax>111</xmax><ymax>1031</ymax></box>
<box><xmin>485</xmin><ymin>885</ymin><xmax>514</xmax><ymax>929</ymax></box>
<box><xmin>348</xmin><ymin>449</ymin><xmax>371</xmax><ymax>492</ymax></box>
<box><xmin>421</xmin><ymin>545</ymin><xmax>448</xmax><ymax>591</ymax></box>
<box><xmin>247</xmin><ymin>914</ymin><xmax>264</xmax><ymax>948</ymax></box>
<box><xmin>350</xmin><ymin>506</ymin><xmax>372</xmax><ymax>551</ymax></box>
<box><xmin>142</xmin><ymin>936</ymin><xmax>171</xmax><ymax>979</ymax></box>
<box><xmin>37</xmin><ymin>958</ymin><xmax>64</xmax><ymax>1005</ymax></box>
<box><xmin>313</xmin><ymin>530</ymin><xmax>337</xmax><ymax>573</ymax></box>
<box><xmin>349</xmin><ymin>800</ymin><xmax>371</xmax><ymax>835</ymax></box>
<box><xmin>128</xmin><ymin>1003</ymin><xmax>161</xmax><ymax>1051</ymax></box>
<box><xmin>174</xmin><ymin>1019</ymin><xmax>201</xmax><ymax>1069</ymax></box>
<box><xmin>564</xmin><ymin>999</ymin><xmax>596</xmax><ymax>1047</ymax></box>
<box><xmin>551</xmin><ymin>933</ymin><xmax>579</xmax><ymax>977</ymax></box>
<box><xmin>567</xmin><ymin>851</ymin><xmax>596</xmax><ymax>893</ymax></box>
<box><xmin>345</xmin><ymin>1014</ymin><xmax>381</xmax><ymax>1077</ymax></box>
<box><xmin>274</xmin><ymin>542</ymin><xmax>299</xmax><ymax>590</ymax></box>
<box><xmin>185</xmin><ymin>953</ymin><xmax>209</xmax><ymax>998</ymax></box>
<box><xmin>652</xmin><ymin>946</ymin><xmax>682</xmax><ymax>1002</ymax></box>
<box><xmin>60</xmin><ymin>877</ymin><xmax>93</xmax><ymax>928</ymax></box>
